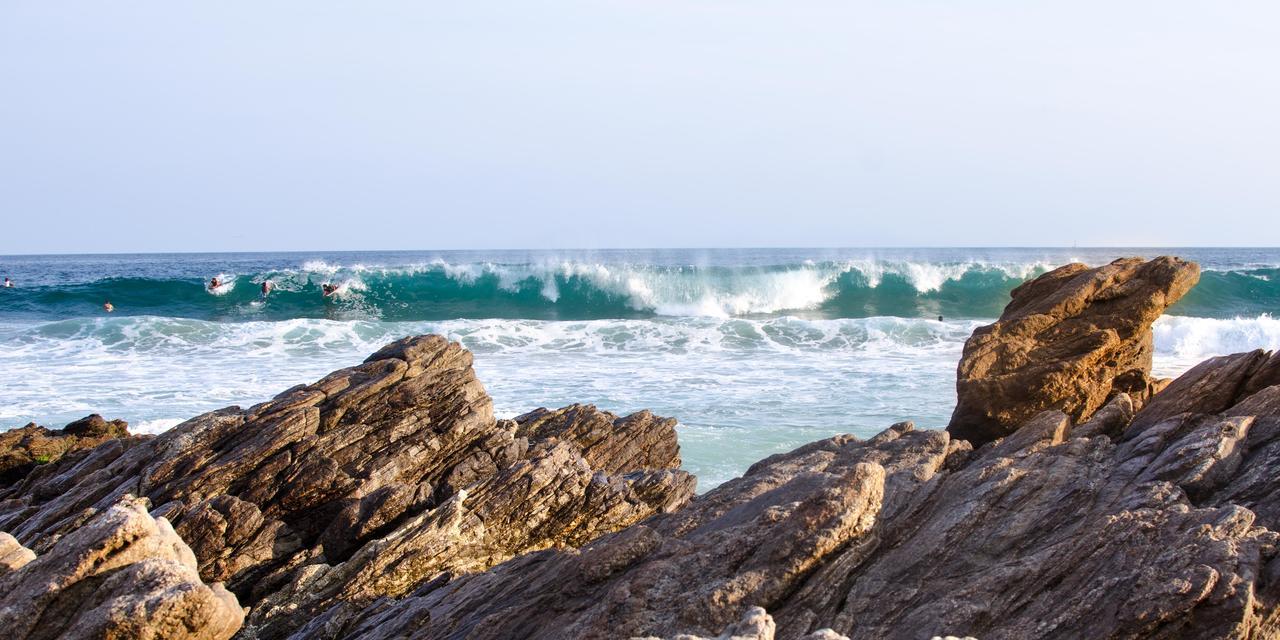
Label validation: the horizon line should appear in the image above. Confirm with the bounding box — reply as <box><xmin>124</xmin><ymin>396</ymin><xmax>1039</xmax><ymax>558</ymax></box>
<box><xmin>4</xmin><ymin>245</ymin><xmax>1277</xmax><ymax>259</ymax></box>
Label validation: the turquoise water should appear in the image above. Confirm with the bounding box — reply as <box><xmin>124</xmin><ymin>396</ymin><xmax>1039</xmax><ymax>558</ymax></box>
<box><xmin>2</xmin><ymin>248</ymin><xmax>1278</xmax><ymax>321</ymax></box>
<box><xmin>2</xmin><ymin>248</ymin><xmax>1278</xmax><ymax>488</ymax></box>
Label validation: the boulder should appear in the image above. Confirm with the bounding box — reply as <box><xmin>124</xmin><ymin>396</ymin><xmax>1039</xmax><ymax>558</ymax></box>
<box><xmin>0</xmin><ymin>532</ymin><xmax>34</xmax><ymax>577</ymax></box>
<box><xmin>0</xmin><ymin>495</ymin><xmax>243</xmax><ymax>640</ymax></box>
<box><xmin>947</xmin><ymin>256</ymin><xmax>1199</xmax><ymax>445</ymax></box>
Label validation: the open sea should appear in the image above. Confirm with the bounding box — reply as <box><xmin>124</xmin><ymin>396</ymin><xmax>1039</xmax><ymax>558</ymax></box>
<box><xmin>2</xmin><ymin>248</ymin><xmax>1278</xmax><ymax>489</ymax></box>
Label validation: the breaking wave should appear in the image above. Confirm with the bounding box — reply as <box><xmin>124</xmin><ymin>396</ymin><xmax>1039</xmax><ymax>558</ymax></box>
<box><xmin>3</xmin><ymin>258</ymin><xmax>1272</xmax><ymax>322</ymax></box>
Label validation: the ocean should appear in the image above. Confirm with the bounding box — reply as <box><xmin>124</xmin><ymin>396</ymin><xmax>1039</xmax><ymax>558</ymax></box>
<box><xmin>2</xmin><ymin>247</ymin><xmax>1278</xmax><ymax>489</ymax></box>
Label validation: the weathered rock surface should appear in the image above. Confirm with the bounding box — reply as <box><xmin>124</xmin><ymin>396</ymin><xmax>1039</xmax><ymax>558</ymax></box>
<box><xmin>300</xmin><ymin>386</ymin><xmax>1280</xmax><ymax>639</ymax></box>
<box><xmin>0</xmin><ymin>413</ymin><xmax>131</xmax><ymax>485</ymax></box>
<box><xmin>0</xmin><ymin>532</ymin><xmax>33</xmax><ymax>577</ymax></box>
<box><xmin>947</xmin><ymin>256</ymin><xmax>1199</xmax><ymax>445</ymax></box>
<box><xmin>0</xmin><ymin>335</ymin><xmax>693</xmax><ymax>639</ymax></box>
<box><xmin>0</xmin><ymin>495</ymin><xmax>242</xmax><ymax>640</ymax></box>
<box><xmin>1127</xmin><ymin>349</ymin><xmax>1280</xmax><ymax>436</ymax></box>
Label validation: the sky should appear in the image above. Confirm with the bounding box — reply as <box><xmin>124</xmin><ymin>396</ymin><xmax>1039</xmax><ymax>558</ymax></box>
<box><xmin>1</xmin><ymin>1</ymin><xmax>1277</xmax><ymax>253</ymax></box>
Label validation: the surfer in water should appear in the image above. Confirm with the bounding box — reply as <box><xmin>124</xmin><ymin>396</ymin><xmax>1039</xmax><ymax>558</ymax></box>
<box><xmin>261</xmin><ymin>280</ymin><xmax>274</xmax><ymax>299</ymax></box>
<box><xmin>322</xmin><ymin>283</ymin><xmax>339</xmax><ymax>297</ymax></box>
<box><xmin>209</xmin><ymin>276</ymin><xmax>222</xmax><ymax>291</ymax></box>
<box><xmin>103</xmin><ymin>300</ymin><xmax>114</xmax><ymax>313</ymax></box>
<box><xmin>3</xmin><ymin>277</ymin><xmax>12</xmax><ymax>288</ymax></box>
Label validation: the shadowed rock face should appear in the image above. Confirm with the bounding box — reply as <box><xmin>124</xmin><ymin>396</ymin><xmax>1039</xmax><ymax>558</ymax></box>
<box><xmin>0</xmin><ymin>496</ymin><xmax>243</xmax><ymax>640</ymax></box>
<box><xmin>0</xmin><ymin>335</ymin><xmax>693</xmax><ymax>640</ymax></box>
<box><xmin>947</xmin><ymin>256</ymin><xmax>1200</xmax><ymax>445</ymax></box>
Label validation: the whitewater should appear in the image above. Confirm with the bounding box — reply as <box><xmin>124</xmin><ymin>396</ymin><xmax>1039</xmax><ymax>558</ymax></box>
<box><xmin>2</xmin><ymin>248</ymin><xmax>1278</xmax><ymax>488</ymax></box>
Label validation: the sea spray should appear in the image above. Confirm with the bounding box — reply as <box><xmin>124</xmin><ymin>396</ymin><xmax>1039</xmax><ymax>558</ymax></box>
<box><xmin>3</xmin><ymin>256</ymin><xmax>1275</xmax><ymax>322</ymax></box>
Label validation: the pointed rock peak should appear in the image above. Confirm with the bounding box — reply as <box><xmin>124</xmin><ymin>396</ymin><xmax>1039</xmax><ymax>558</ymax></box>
<box><xmin>947</xmin><ymin>256</ymin><xmax>1199</xmax><ymax>445</ymax></box>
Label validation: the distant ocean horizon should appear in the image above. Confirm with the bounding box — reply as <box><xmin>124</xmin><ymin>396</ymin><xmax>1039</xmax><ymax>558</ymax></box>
<box><xmin>3</xmin><ymin>247</ymin><xmax>1278</xmax><ymax>488</ymax></box>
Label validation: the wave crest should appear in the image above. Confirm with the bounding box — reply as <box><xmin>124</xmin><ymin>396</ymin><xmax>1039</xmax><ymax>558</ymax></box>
<box><xmin>3</xmin><ymin>260</ymin><xmax>1276</xmax><ymax>321</ymax></box>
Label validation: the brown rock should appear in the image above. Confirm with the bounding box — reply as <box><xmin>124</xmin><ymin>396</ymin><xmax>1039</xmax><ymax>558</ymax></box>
<box><xmin>0</xmin><ymin>495</ymin><xmax>243</xmax><ymax>639</ymax></box>
<box><xmin>0</xmin><ymin>335</ymin><xmax>692</xmax><ymax>640</ymax></box>
<box><xmin>0</xmin><ymin>532</ymin><xmax>34</xmax><ymax>577</ymax></box>
<box><xmin>0</xmin><ymin>413</ymin><xmax>131</xmax><ymax>485</ymax></box>
<box><xmin>947</xmin><ymin>256</ymin><xmax>1199</xmax><ymax>445</ymax></box>
<box><xmin>1073</xmin><ymin>392</ymin><xmax>1136</xmax><ymax>439</ymax></box>
<box><xmin>515</xmin><ymin>405</ymin><xmax>683</xmax><ymax>474</ymax></box>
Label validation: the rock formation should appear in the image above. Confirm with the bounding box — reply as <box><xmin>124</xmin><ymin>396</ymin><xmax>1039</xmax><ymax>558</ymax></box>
<box><xmin>0</xmin><ymin>413</ymin><xmax>131</xmax><ymax>485</ymax></box>
<box><xmin>0</xmin><ymin>335</ymin><xmax>693</xmax><ymax>639</ymax></box>
<box><xmin>299</xmin><ymin>374</ymin><xmax>1280</xmax><ymax>639</ymax></box>
<box><xmin>947</xmin><ymin>256</ymin><xmax>1199</xmax><ymax>445</ymax></box>
<box><xmin>0</xmin><ymin>496</ymin><xmax>243</xmax><ymax>640</ymax></box>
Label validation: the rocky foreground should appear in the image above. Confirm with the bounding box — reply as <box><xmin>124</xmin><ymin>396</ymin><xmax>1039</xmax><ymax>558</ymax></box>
<box><xmin>4</xmin><ymin>256</ymin><xmax>1280</xmax><ymax>639</ymax></box>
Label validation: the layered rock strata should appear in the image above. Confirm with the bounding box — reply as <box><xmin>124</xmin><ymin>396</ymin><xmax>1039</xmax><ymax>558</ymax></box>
<box><xmin>947</xmin><ymin>256</ymin><xmax>1199</xmax><ymax>445</ymax></box>
<box><xmin>305</xmin><ymin>372</ymin><xmax>1280</xmax><ymax>639</ymax></box>
<box><xmin>0</xmin><ymin>335</ymin><xmax>693</xmax><ymax>639</ymax></box>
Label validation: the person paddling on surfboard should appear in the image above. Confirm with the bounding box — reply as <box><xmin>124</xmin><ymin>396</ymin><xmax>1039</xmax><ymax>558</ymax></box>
<box><xmin>260</xmin><ymin>280</ymin><xmax>274</xmax><ymax>299</ymax></box>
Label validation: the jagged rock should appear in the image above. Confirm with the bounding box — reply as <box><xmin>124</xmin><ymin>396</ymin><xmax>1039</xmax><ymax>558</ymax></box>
<box><xmin>0</xmin><ymin>495</ymin><xmax>242</xmax><ymax>639</ymax></box>
<box><xmin>314</xmin><ymin>391</ymin><xmax>1280</xmax><ymax>640</ymax></box>
<box><xmin>0</xmin><ymin>413</ymin><xmax>131</xmax><ymax>485</ymax></box>
<box><xmin>1127</xmin><ymin>349</ymin><xmax>1275</xmax><ymax>436</ymax></box>
<box><xmin>515</xmin><ymin>405</ymin><xmax>683</xmax><ymax>474</ymax></box>
<box><xmin>289</xmin><ymin>424</ymin><xmax>928</xmax><ymax>639</ymax></box>
<box><xmin>0</xmin><ymin>335</ymin><xmax>692</xmax><ymax>640</ymax></box>
<box><xmin>1117</xmin><ymin>347</ymin><xmax>1280</xmax><ymax>533</ymax></box>
<box><xmin>948</xmin><ymin>256</ymin><xmax>1199</xmax><ymax>445</ymax></box>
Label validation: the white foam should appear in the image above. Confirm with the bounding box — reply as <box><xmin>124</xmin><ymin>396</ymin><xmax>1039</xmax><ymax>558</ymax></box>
<box><xmin>207</xmin><ymin>273</ymin><xmax>236</xmax><ymax>296</ymax></box>
<box><xmin>250</xmin><ymin>258</ymin><xmax>1065</xmax><ymax>318</ymax></box>
<box><xmin>134</xmin><ymin>418</ymin><xmax>185</xmax><ymax>434</ymax></box>
<box><xmin>3</xmin><ymin>311</ymin><xmax>1276</xmax><ymax>490</ymax></box>
<box><xmin>1153</xmin><ymin>314</ymin><xmax>1280</xmax><ymax>376</ymax></box>
<box><xmin>300</xmin><ymin>260</ymin><xmax>341</xmax><ymax>275</ymax></box>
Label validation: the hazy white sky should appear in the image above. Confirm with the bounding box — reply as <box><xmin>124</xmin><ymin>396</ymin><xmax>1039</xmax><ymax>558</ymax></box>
<box><xmin>1</xmin><ymin>1</ymin><xmax>1277</xmax><ymax>253</ymax></box>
